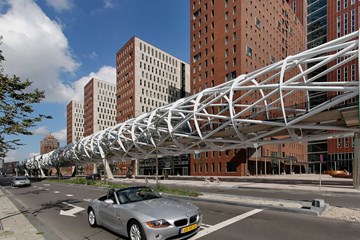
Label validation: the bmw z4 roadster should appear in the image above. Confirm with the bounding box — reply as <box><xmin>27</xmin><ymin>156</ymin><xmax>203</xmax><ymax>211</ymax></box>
<box><xmin>88</xmin><ymin>186</ymin><xmax>202</xmax><ymax>240</ymax></box>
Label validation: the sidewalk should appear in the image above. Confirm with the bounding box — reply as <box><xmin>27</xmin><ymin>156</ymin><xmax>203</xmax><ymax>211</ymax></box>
<box><xmin>129</xmin><ymin>174</ymin><xmax>359</xmax><ymax>194</ymax></box>
<box><xmin>0</xmin><ymin>189</ymin><xmax>45</xmax><ymax>240</ymax></box>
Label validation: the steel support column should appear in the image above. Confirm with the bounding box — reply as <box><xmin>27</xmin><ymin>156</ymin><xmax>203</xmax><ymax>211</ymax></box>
<box><xmin>353</xmin><ymin>132</ymin><xmax>360</xmax><ymax>190</ymax></box>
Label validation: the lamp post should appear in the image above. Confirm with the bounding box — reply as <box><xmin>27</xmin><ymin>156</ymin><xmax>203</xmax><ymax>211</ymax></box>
<box><xmin>255</xmin><ymin>144</ymin><xmax>258</xmax><ymax>176</ymax></box>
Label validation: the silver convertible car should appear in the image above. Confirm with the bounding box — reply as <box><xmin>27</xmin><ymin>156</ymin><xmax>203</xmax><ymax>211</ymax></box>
<box><xmin>88</xmin><ymin>186</ymin><xmax>202</xmax><ymax>240</ymax></box>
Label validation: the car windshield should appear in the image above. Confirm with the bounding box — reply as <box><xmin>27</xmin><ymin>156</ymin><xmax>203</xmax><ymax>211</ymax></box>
<box><xmin>15</xmin><ymin>176</ymin><xmax>27</xmax><ymax>180</ymax></box>
<box><xmin>117</xmin><ymin>187</ymin><xmax>161</xmax><ymax>204</ymax></box>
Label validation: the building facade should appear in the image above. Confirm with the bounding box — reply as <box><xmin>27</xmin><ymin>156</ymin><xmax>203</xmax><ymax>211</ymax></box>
<box><xmin>83</xmin><ymin>78</ymin><xmax>117</xmax><ymax>137</ymax></box>
<box><xmin>66</xmin><ymin>101</ymin><xmax>84</xmax><ymax>144</ymax></box>
<box><xmin>116</xmin><ymin>36</ymin><xmax>191</xmax><ymax>175</ymax></box>
<box><xmin>307</xmin><ymin>0</ymin><xmax>359</xmax><ymax>173</ymax></box>
<box><xmin>116</xmin><ymin>36</ymin><xmax>190</xmax><ymax>123</ymax></box>
<box><xmin>190</xmin><ymin>0</ymin><xmax>308</xmax><ymax>176</ymax></box>
<box><xmin>326</xmin><ymin>0</ymin><xmax>359</xmax><ymax>173</ymax></box>
<box><xmin>40</xmin><ymin>134</ymin><xmax>59</xmax><ymax>155</ymax></box>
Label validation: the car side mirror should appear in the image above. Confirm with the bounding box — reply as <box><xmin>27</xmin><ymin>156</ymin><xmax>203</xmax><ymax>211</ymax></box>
<box><xmin>104</xmin><ymin>199</ymin><xmax>114</xmax><ymax>205</ymax></box>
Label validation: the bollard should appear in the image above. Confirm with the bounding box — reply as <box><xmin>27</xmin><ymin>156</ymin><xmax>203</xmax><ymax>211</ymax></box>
<box><xmin>312</xmin><ymin>199</ymin><xmax>325</xmax><ymax>208</ymax></box>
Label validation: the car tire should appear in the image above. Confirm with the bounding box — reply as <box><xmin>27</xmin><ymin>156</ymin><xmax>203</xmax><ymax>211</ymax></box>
<box><xmin>128</xmin><ymin>220</ymin><xmax>146</xmax><ymax>240</ymax></box>
<box><xmin>88</xmin><ymin>208</ymin><xmax>97</xmax><ymax>227</ymax></box>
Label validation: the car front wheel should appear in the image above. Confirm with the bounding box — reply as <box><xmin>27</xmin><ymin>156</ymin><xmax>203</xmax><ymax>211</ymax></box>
<box><xmin>88</xmin><ymin>208</ymin><xmax>97</xmax><ymax>227</ymax></box>
<box><xmin>128</xmin><ymin>220</ymin><xmax>146</xmax><ymax>240</ymax></box>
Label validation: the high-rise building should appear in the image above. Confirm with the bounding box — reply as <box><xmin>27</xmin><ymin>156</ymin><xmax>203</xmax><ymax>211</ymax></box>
<box><xmin>190</xmin><ymin>0</ymin><xmax>307</xmax><ymax>176</ymax></box>
<box><xmin>116</xmin><ymin>36</ymin><xmax>191</xmax><ymax>175</ymax></box>
<box><xmin>306</xmin><ymin>0</ymin><xmax>360</xmax><ymax>173</ymax></box>
<box><xmin>116</xmin><ymin>36</ymin><xmax>190</xmax><ymax>123</ymax></box>
<box><xmin>40</xmin><ymin>134</ymin><xmax>59</xmax><ymax>155</ymax></box>
<box><xmin>306</xmin><ymin>0</ymin><xmax>328</xmax><ymax>171</ymax></box>
<box><xmin>66</xmin><ymin>101</ymin><xmax>84</xmax><ymax>144</ymax></box>
<box><xmin>83</xmin><ymin>78</ymin><xmax>117</xmax><ymax>137</ymax></box>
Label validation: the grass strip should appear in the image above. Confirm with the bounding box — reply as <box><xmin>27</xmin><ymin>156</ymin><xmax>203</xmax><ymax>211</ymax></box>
<box><xmin>47</xmin><ymin>178</ymin><xmax>200</xmax><ymax>197</ymax></box>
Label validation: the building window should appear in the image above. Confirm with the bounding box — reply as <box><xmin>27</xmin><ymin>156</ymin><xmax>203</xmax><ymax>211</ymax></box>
<box><xmin>246</xmin><ymin>46</ymin><xmax>252</xmax><ymax>57</ymax></box>
<box><xmin>270</xmin><ymin>55</ymin><xmax>275</xmax><ymax>63</ymax></box>
<box><xmin>351</xmin><ymin>0</ymin><xmax>355</xmax><ymax>5</ymax></box>
<box><xmin>351</xmin><ymin>9</ymin><xmax>355</xmax><ymax>32</ymax></box>
<box><xmin>337</xmin><ymin>16</ymin><xmax>341</xmax><ymax>38</ymax></box>
<box><xmin>225</xmin><ymin>11</ymin><xmax>229</xmax><ymax>20</ymax></box>
<box><xmin>351</xmin><ymin>64</ymin><xmax>356</xmax><ymax>81</ymax></box>
<box><xmin>193</xmin><ymin>164</ymin><xmax>196</xmax><ymax>173</ymax></box>
<box><xmin>218</xmin><ymin>162</ymin><xmax>222</xmax><ymax>173</ymax></box>
<box><xmin>344</xmin><ymin>67</ymin><xmax>348</xmax><ymax>81</ymax></box>
<box><xmin>292</xmin><ymin>1</ymin><xmax>296</xmax><ymax>12</ymax></box>
<box><xmin>255</xmin><ymin>17</ymin><xmax>261</xmax><ymax>29</ymax></box>
<box><xmin>337</xmin><ymin>69</ymin><xmax>341</xmax><ymax>81</ymax></box>
<box><xmin>337</xmin><ymin>138</ymin><xmax>342</xmax><ymax>148</ymax></box>
<box><xmin>337</xmin><ymin>0</ymin><xmax>341</xmax><ymax>12</ymax></box>
<box><xmin>345</xmin><ymin>137</ymin><xmax>349</xmax><ymax>147</ymax></box>
<box><xmin>344</xmin><ymin>13</ymin><xmax>348</xmax><ymax>35</ymax></box>
<box><xmin>344</xmin><ymin>0</ymin><xmax>348</xmax><ymax>9</ymax></box>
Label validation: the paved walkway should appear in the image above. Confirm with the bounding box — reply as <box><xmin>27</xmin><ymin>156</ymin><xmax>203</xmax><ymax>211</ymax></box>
<box><xmin>0</xmin><ymin>189</ymin><xmax>45</xmax><ymax>240</ymax></box>
<box><xmin>129</xmin><ymin>174</ymin><xmax>359</xmax><ymax>194</ymax></box>
<box><xmin>0</xmin><ymin>174</ymin><xmax>358</xmax><ymax>239</ymax></box>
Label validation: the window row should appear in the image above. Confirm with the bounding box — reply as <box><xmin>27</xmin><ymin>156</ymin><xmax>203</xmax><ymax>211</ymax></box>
<box><xmin>139</xmin><ymin>42</ymin><xmax>178</xmax><ymax>67</ymax></box>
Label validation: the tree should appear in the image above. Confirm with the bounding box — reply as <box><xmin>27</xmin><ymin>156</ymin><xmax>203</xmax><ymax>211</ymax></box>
<box><xmin>0</xmin><ymin>39</ymin><xmax>51</xmax><ymax>158</ymax></box>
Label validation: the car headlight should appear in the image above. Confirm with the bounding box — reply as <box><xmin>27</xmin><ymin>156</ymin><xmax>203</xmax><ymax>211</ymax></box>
<box><xmin>146</xmin><ymin>219</ymin><xmax>171</xmax><ymax>228</ymax></box>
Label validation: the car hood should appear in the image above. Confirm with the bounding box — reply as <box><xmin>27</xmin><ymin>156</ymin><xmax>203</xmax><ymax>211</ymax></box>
<box><xmin>129</xmin><ymin>198</ymin><xmax>198</xmax><ymax>220</ymax></box>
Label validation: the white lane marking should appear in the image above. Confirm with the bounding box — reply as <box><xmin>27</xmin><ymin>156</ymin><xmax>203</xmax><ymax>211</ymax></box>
<box><xmin>190</xmin><ymin>209</ymin><xmax>263</xmax><ymax>239</ymax></box>
<box><xmin>33</xmin><ymin>186</ymin><xmax>37</xmax><ymax>188</ymax></box>
<box><xmin>45</xmin><ymin>189</ymin><xmax>50</xmax><ymax>191</ymax></box>
<box><xmin>38</xmin><ymin>187</ymin><xmax>43</xmax><ymax>190</ymax></box>
<box><xmin>54</xmin><ymin>191</ymin><xmax>60</xmax><ymax>194</ymax></box>
<box><xmin>43</xmin><ymin>184</ymin><xmax>50</xmax><ymax>186</ymax></box>
<box><xmin>60</xmin><ymin>202</ymin><xmax>85</xmax><ymax>217</ymax></box>
<box><xmin>66</xmin><ymin>194</ymin><xmax>74</xmax><ymax>197</ymax></box>
<box><xmin>83</xmin><ymin>198</ymin><xmax>92</xmax><ymax>202</ymax></box>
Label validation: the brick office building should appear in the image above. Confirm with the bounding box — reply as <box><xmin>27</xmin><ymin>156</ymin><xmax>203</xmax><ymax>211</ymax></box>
<box><xmin>316</xmin><ymin>0</ymin><xmax>359</xmax><ymax>173</ymax></box>
<box><xmin>83</xmin><ymin>78</ymin><xmax>117</xmax><ymax>137</ymax></box>
<box><xmin>66</xmin><ymin>101</ymin><xmax>84</xmax><ymax>144</ymax></box>
<box><xmin>190</xmin><ymin>0</ymin><xmax>308</xmax><ymax>176</ymax></box>
<box><xmin>116</xmin><ymin>37</ymin><xmax>191</xmax><ymax>176</ymax></box>
<box><xmin>40</xmin><ymin>134</ymin><xmax>59</xmax><ymax>155</ymax></box>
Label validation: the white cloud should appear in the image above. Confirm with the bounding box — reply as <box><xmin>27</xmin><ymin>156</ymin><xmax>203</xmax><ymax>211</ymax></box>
<box><xmin>45</xmin><ymin>0</ymin><xmax>73</xmax><ymax>12</ymax></box>
<box><xmin>85</xmin><ymin>51</ymin><xmax>98</xmax><ymax>59</ymax></box>
<box><xmin>72</xmin><ymin>65</ymin><xmax>116</xmax><ymax>102</ymax></box>
<box><xmin>52</xmin><ymin>128</ymin><xmax>66</xmax><ymax>141</ymax></box>
<box><xmin>0</xmin><ymin>0</ymin><xmax>79</xmax><ymax>103</ymax></box>
<box><xmin>4</xmin><ymin>150</ymin><xmax>38</xmax><ymax>162</ymax></box>
<box><xmin>103</xmin><ymin>0</ymin><xmax>114</xmax><ymax>9</ymax></box>
<box><xmin>32</xmin><ymin>126</ymin><xmax>49</xmax><ymax>135</ymax></box>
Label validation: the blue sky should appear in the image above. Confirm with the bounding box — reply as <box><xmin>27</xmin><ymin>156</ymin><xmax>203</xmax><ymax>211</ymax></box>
<box><xmin>0</xmin><ymin>0</ymin><xmax>190</xmax><ymax>162</ymax></box>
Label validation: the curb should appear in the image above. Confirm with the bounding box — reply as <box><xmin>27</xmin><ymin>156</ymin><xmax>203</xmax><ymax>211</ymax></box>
<box><xmin>163</xmin><ymin>193</ymin><xmax>324</xmax><ymax>216</ymax></box>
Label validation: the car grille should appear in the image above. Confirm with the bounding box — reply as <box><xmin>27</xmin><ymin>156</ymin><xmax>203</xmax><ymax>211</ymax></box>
<box><xmin>174</xmin><ymin>214</ymin><xmax>198</xmax><ymax>227</ymax></box>
<box><xmin>174</xmin><ymin>218</ymin><xmax>188</xmax><ymax>227</ymax></box>
<box><xmin>189</xmin><ymin>215</ymin><xmax>197</xmax><ymax>224</ymax></box>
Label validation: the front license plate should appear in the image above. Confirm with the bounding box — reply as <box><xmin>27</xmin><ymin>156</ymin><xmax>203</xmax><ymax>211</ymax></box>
<box><xmin>180</xmin><ymin>223</ymin><xmax>198</xmax><ymax>234</ymax></box>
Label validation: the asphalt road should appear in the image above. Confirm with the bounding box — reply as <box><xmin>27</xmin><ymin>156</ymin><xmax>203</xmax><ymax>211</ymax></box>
<box><xmin>1</xmin><ymin>179</ymin><xmax>360</xmax><ymax>240</ymax></box>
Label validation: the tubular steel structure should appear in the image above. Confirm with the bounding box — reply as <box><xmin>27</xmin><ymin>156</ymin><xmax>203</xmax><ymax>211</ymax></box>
<box><xmin>25</xmin><ymin>31</ymin><xmax>360</xmax><ymax>172</ymax></box>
